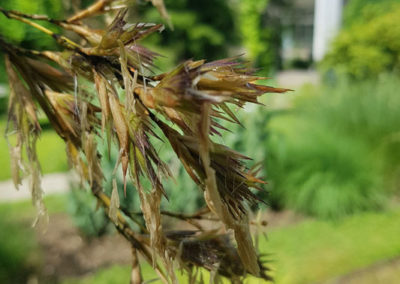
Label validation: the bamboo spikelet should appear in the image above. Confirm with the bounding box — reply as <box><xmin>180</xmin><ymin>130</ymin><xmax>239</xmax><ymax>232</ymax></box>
<box><xmin>0</xmin><ymin>2</ymin><xmax>290</xmax><ymax>282</ymax></box>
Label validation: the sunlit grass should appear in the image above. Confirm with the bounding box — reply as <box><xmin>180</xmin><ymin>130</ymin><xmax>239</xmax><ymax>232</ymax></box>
<box><xmin>1</xmin><ymin>194</ymin><xmax>399</xmax><ymax>284</ymax></box>
<box><xmin>264</xmin><ymin>207</ymin><xmax>400</xmax><ymax>283</ymax></box>
<box><xmin>0</xmin><ymin>193</ymin><xmax>68</xmax><ymax>219</ymax></box>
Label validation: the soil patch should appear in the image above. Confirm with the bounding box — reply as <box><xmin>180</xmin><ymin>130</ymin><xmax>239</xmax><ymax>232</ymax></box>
<box><xmin>37</xmin><ymin>214</ymin><xmax>131</xmax><ymax>282</ymax></box>
<box><xmin>32</xmin><ymin>210</ymin><xmax>304</xmax><ymax>282</ymax></box>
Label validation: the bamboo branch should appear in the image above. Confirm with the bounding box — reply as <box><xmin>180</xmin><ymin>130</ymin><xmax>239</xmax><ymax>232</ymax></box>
<box><xmin>0</xmin><ymin>37</ymin><xmax>45</xmax><ymax>58</ymax></box>
<box><xmin>67</xmin><ymin>0</ymin><xmax>112</xmax><ymax>23</ymax></box>
<box><xmin>0</xmin><ymin>8</ymin><xmax>82</xmax><ymax>51</ymax></box>
<box><xmin>90</xmin><ymin>180</ymin><xmax>170</xmax><ymax>283</ymax></box>
<box><xmin>0</xmin><ymin>8</ymin><xmax>62</xmax><ymax>22</ymax></box>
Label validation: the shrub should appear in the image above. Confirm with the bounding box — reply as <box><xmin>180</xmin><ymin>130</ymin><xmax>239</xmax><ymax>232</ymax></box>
<box><xmin>139</xmin><ymin>0</ymin><xmax>237</xmax><ymax>65</ymax></box>
<box><xmin>67</xmin><ymin>188</ymin><xmax>113</xmax><ymax>238</ymax></box>
<box><xmin>267</xmin><ymin>119</ymin><xmax>385</xmax><ymax>218</ymax></box>
<box><xmin>322</xmin><ymin>3</ymin><xmax>400</xmax><ymax>80</ymax></box>
<box><xmin>343</xmin><ymin>0</ymin><xmax>400</xmax><ymax>28</ymax></box>
<box><xmin>265</xmin><ymin>75</ymin><xmax>400</xmax><ymax>218</ymax></box>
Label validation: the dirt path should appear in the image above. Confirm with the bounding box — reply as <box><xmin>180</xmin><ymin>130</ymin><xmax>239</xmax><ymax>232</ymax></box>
<box><xmin>0</xmin><ymin>172</ymin><xmax>76</xmax><ymax>202</ymax></box>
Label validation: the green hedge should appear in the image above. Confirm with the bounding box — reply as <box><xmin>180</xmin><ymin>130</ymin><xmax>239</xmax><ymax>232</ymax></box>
<box><xmin>265</xmin><ymin>75</ymin><xmax>400</xmax><ymax>218</ymax></box>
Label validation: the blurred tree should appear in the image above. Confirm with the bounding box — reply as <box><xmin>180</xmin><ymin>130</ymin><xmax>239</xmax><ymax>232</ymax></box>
<box><xmin>0</xmin><ymin>0</ymin><xmax>63</xmax><ymax>48</ymax></box>
<box><xmin>237</xmin><ymin>0</ymin><xmax>292</xmax><ymax>73</ymax></box>
<box><xmin>238</xmin><ymin>0</ymin><xmax>269</xmax><ymax>63</ymax></box>
<box><xmin>0</xmin><ymin>0</ymin><xmax>63</xmax><ymax>83</ymax></box>
<box><xmin>343</xmin><ymin>0</ymin><xmax>400</xmax><ymax>27</ymax></box>
<box><xmin>322</xmin><ymin>2</ymin><xmax>400</xmax><ymax>79</ymax></box>
<box><xmin>138</xmin><ymin>0</ymin><xmax>238</xmax><ymax>66</ymax></box>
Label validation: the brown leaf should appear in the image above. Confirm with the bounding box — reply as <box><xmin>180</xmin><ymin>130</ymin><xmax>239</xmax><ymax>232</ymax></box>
<box><xmin>109</xmin><ymin>179</ymin><xmax>120</xmax><ymax>224</ymax></box>
<box><xmin>109</xmin><ymin>92</ymin><xmax>130</xmax><ymax>194</ymax></box>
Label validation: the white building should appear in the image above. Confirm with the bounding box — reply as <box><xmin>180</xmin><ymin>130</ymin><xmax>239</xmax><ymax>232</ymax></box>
<box><xmin>279</xmin><ymin>0</ymin><xmax>346</xmax><ymax>65</ymax></box>
<box><xmin>312</xmin><ymin>0</ymin><xmax>344</xmax><ymax>61</ymax></box>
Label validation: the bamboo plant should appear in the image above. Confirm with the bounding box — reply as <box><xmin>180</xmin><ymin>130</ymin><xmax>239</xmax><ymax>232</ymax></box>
<box><xmin>0</xmin><ymin>1</ymin><xmax>288</xmax><ymax>283</ymax></box>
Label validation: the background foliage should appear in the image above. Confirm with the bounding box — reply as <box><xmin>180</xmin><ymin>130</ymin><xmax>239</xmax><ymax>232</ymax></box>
<box><xmin>322</xmin><ymin>0</ymin><xmax>400</xmax><ymax>79</ymax></box>
<box><xmin>342</xmin><ymin>0</ymin><xmax>400</xmax><ymax>27</ymax></box>
<box><xmin>264</xmin><ymin>75</ymin><xmax>400</xmax><ymax>218</ymax></box>
<box><xmin>0</xmin><ymin>0</ymin><xmax>63</xmax><ymax>84</ymax></box>
<box><xmin>137</xmin><ymin>0</ymin><xmax>237</xmax><ymax>69</ymax></box>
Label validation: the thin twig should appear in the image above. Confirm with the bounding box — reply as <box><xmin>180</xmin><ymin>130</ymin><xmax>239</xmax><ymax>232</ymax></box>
<box><xmin>67</xmin><ymin>0</ymin><xmax>112</xmax><ymax>23</ymax></box>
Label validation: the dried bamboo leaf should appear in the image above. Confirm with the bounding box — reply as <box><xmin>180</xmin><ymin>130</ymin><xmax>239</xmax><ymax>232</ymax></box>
<box><xmin>66</xmin><ymin>141</ymin><xmax>88</xmax><ymax>184</ymax></box>
<box><xmin>9</xmin><ymin>141</ymin><xmax>23</xmax><ymax>189</ymax></box>
<box><xmin>4</xmin><ymin>54</ymin><xmax>48</xmax><ymax>229</ymax></box>
<box><xmin>93</xmin><ymin>70</ymin><xmax>111</xmax><ymax>132</ymax></box>
<box><xmin>84</xmin><ymin>132</ymin><xmax>104</xmax><ymax>187</ymax></box>
<box><xmin>5</xmin><ymin>56</ymin><xmax>40</xmax><ymax>131</ymax></box>
<box><xmin>168</xmin><ymin>230</ymin><xmax>271</xmax><ymax>281</ymax></box>
<box><xmin>29</xmin><ymin>157</ymin><xmax>49</xmax><ymax>230</ymax></box>
<box><xmin>108</xmin><ymin>92</ymin><xmax>130</xmax><ymax>194</ymax></box>
<box><xmin>109</xmin><ymin>179</ymin><xmax>120</xmax><ymax>223</ymax></box>
<box><xmin>119</xmin><ymin>40</ymin><xmax>135</xmax><ymax>112</ymax></box>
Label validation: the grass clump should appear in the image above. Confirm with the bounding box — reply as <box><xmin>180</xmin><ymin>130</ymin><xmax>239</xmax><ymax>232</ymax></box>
<box><xmin>267</xmin><ymin>120</ymin><xmax>384</xmax><ymax>218</ymax></box>
<box><xmin>265</xmin><ymin>75</ymin><xmax>400</xmax><ymax>219</ymax></box>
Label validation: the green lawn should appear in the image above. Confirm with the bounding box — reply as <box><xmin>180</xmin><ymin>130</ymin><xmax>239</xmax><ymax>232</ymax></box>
<box><xmin>0</xmin><ymin>119</ymin><xmax>69</xmax><ymax>181</ymax></box>
<box><xmin>0</xmin><ymin>194</ymin><xmax>68</xmax><ymax>219</ymax></box>
<box><xmin>62</xmin><ymin>206</ymin><xmax>400</xmax><ymax>284</ymax></box>
<box><xmin>1</xmin><ymin>193</ymin><xmax>399</xmax><ymax>284</ymax></box>
<box><xmin>264</xmin><ymin>208</ymin><xmax>400</xmax><ymax>283</ymax></box>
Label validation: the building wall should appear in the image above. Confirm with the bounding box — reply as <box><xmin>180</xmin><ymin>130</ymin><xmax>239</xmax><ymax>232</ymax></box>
<box><xmin>312</xmin><ymin>0</ymin><xmax>344</xmax><ymax>61</ymax></box>
<box><xmin>280</xmin><ymin>0</ymin><xmax>345</xmax><ymax>67</ymax></box>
